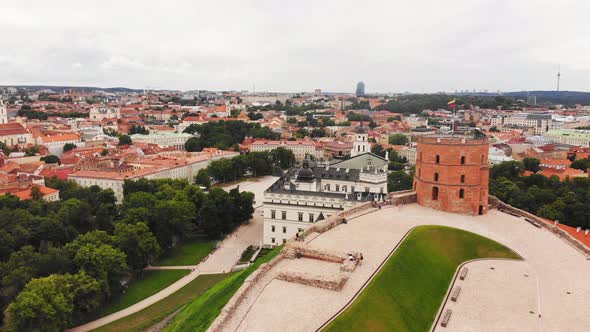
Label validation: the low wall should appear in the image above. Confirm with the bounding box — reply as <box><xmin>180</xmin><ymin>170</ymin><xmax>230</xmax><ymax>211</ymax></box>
<box><xmin>283</xmin><ymin>242</ymin><xmax>346</xmax><ymax>263</ymax></box>
<box><xmin>489</xmin><ymin>195</ymin><xmax>590</xmax><ymax>257</ymax></box>
<box><xmin>276</xmin><ymin>271</ymin><xmax>348</xmax><ymax>291</ymax></box>
<box><xmin>301</xmin><ymin>201</ymin><xmax>374</xmax><ymax>238</ymax></box>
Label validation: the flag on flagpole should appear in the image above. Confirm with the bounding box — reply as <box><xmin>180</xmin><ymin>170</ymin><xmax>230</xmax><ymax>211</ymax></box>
<box><xmin>447</xmin><ymin>99</ymin><xmax>456</xmax><ymax>108</ymax></box>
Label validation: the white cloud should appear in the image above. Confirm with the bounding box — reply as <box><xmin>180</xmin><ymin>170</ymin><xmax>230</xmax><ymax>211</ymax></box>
<box><xmin>0</xmin><ymin>0</ymin><xmax>588</xmax><ymax>92</ymax></box>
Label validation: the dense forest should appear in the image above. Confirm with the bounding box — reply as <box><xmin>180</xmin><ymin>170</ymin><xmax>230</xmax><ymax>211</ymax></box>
<box><xmin>0</xmin><ymin>176</ymin><xmax>255</xmax><ymax>331</ymax></box>
<box><xmin>490</xmin><ymin>161</ymin><xmax>590</xmax><ymax>228</ymax></box>
<box><xmin>183</xmin><ymin>120</ymin><xmax>279</xmax><ymax>151</ymax></box>
<box><xmin>374</xmin><ymin>94</ymin><xmax>521</xmax><ymax>114</ymax></box>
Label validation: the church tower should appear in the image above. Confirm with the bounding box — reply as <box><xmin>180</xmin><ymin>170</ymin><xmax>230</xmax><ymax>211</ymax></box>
<box><xmin>351</xmin><ymin>122</ymin><xmax>370</xmax><ymax>157</ymax></box>
<box><xmin>0</xmin><ymin>99</ymin><xmax>7</xmax><ymax>124</ymax></box>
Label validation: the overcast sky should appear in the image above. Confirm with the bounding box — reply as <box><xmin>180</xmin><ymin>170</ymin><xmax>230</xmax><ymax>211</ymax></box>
<box><xmin>0</xmin><ymin>0</ymin><xmax>589</xmax><ymax>93</ymax></box>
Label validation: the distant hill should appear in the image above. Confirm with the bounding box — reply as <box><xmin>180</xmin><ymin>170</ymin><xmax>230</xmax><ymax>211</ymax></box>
<box><xmin>456</xmin><ymin>90</ymin><xmax>590</xmax><ymax>105</ymax></box>
<box><xmin>0</xmin><ymin>85</ymin><xmax>167</xmax><ymax>94</ymax></box>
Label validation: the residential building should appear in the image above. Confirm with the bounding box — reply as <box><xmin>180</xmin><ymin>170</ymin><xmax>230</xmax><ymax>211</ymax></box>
<box><xmin>130</xmin><ymin>132</ymin><xmax>194</xmax><ymax>150</ymax></box>
<box><xmin>543</xmin><ymin>129</ymin><xmax>590</xmax><ymax>147</ymax></box>
<box><xmin>89</xmin><ymin>107</ymin><xmax>120</xmax><ymax>120</ymax></box>
<box><xmin>0</xmin><ymin>123</ymin><xmax>34</xmax><ymax>147</ymax></box>
<box><xmin>69</xmin><ymin>149</ymin><xmax>238</xmax><ymax>201</ymax></box>
<box><xmin>250</xmin><ymin>140</ymin><xmax>319</xmax><ymax>162</ymax></box>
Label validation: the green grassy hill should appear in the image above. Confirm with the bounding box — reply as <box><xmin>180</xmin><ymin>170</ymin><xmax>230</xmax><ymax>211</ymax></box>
<box><xmin>324</xmin><ymin>225</ymin><xmax>520</xmax><ymax>332</ymax></box>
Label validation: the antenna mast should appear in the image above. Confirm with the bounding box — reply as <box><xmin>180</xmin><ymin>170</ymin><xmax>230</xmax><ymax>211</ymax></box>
<box><xmin>556</xmin><ymin>65</ymin><xmax>561</xmax><ymax>92</ymax></box>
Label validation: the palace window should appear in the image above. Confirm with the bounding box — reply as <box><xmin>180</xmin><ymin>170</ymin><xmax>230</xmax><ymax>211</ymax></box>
<box><xmin>335</xmin><ymin>184</ymin><xmax>340</xmax><ymax>191</ymax></box>
<box><xmin>298</xmin><ymin>212</ymin><xmax>303</xmax><ymax>222</ymax></box>
<box><xmin>282</xmin><ymin>226</ymin><xmax>287</xmax><ymax>233</ymax></box>
<box><xmin>459</xmin><ymin>188</ymin><xmax>465</xmax><ymax>199</ymax></box>
<box><xmin>434</xmin><ymin>173</ymin><xmax>439</xmax><ymax>181</ymax></box>
<box><xmin>271</xmin><ymin>210</ymin><xmax>276</xmax><ymax>219</ymax></box>
<box><xmin>271</xmin><ymin>225</ymin><xmax>275</xmax><ymax>232</ymax></box>
<box><xmin>309</xmin><ymin>213</ymin><xmax>314</xmax><ymax>222</ymax></box>
<box><xmin>460</xmin><ymin>174</ymin><xmax>465</xmax><ymax>183</ymax></box>
<box><xmin>461</xmin><ymin>156</ymin><xmax>466</xmax><ymax>165</ymax></box>
<box><xmin>435</xmin><ymin>155</ymin><xmax>440</xmax><ymax>164</ymax></box>
<box><xmin>281</xmin><ymin>211</ymin><xmax>286</xmax><ymax>220</ymax></box>
<box><xmin>432</xmin><ymin>186</ymin><xmax>439</xmax><ymax>201</ymax></box>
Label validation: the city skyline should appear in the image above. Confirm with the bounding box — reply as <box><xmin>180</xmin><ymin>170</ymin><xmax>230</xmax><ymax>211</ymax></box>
<box><xmin>0</xmin><ymin>1</ymin><xmax>589</xmax><ymax>92</ymax></box>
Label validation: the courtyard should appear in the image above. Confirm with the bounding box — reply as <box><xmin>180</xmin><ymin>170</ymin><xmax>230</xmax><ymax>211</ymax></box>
<box><xmin>221</xmin><ymin>204</ymin><xmax>590</xmax><ymax>332</ymax></box>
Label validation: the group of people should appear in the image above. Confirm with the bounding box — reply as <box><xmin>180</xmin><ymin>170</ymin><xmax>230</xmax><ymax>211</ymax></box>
<box><xmin>348</xmin><ymin>252</ymin><xmax>364</xmax><ymax>264</ymax></box>
<box><xmin>295</xmin><ymin>230</ymin><xmax>305</xmax><ymax>242</ymax></box>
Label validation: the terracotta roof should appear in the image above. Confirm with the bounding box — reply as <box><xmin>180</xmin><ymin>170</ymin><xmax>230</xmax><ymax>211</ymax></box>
<box><xmin>0</xmin><ymin>123</ymin><xmax>29</xmax><ymax>136</ymax></box>
<box><xmin>0</xmin><ymin>186</ymin><xmax>59</xmax><ymax>200</ymax></box>
<box><xmin>39</xmin><ymin>133</ymin><xmax>80</xmax><ymax>143</ymax></box>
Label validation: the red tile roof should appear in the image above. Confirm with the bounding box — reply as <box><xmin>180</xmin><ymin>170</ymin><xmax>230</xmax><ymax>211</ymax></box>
<box><xmin>0</xmin><ymin>123</ymin><xmax>28</xmax><ymax>136</ymax></box>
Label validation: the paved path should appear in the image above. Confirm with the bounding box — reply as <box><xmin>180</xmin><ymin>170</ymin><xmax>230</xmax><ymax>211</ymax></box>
<box><xmin>69</xmin><ymin>269</ymin><xmax>201</xmax><ymax>332</ymax></box>
<box><xmin>226</xmin><ymin>204</ymin><xmax>590</xmax><ymax>332</ymax></box>
<box><xmin>68</xmin><ymin>177</ymin><xmax>274</xmax><ymax>331</ymax></box>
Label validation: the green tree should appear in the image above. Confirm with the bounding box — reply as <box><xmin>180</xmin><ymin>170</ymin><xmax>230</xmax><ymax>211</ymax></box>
<box><xmin>71</xmin><ymin>243</ymin><xmax>128</xmax><ymax>295</ymax></box>
<box><xmin>184</xmin><ymin>137</ymin><xmax>203</xmax><ymax>152</ymax></box>
<box><xmin>6</xmin><ymin>274</ymin><xmax>74</xmax><ymax>332</ymax></box>
<box><xmin>388</xmin><ymin>134</ymin><xmax>409</xmax><ymax>145</ymax></box>
<box><xmin>269</xmin><ymin>147</ymin><xmax>295</xmax><ymax>169</ymax></box>
<box><xmin>40</xmin><ymin>155</ymin><xmax>60</xmax><ymax>165</ymax></box>
<box><xmin>371</xmin><ymin>144</ymin><xmax>386</xmax><ymax>158</ymax></box>
<box><xmin>195</xmin><ymin>168</ymin><xmax>212</xmax><ymax>189</ymax></box>
<box><xmin>571</xmin><ymin>158</ymin><xmax>590</xmax><ymax>172</ymax></box>
<box><xmin>66</xmin><ymin>271</ymin><xmax>104</xmax><ymax>321</ymax></box>
<box><xmin>63</xmin><ymin>143</ymin><xmax>77</xmax><ymax>153</ymax></box>
<box><xmin>387</xmin><ymin>171</ymin><xmax>413</xmax><ymax>192</ymax></box>
<box><xmin>118</xmin><ymin>134</ymin><xmax>132</xmax><ymax>146</ymax></box>
<box><xmin>114</xmin><ymin>222</ymin><xmax>160</xmax><ymax>271</ymax></box>
<box><xmin>523</xmin><ymin>157</ymin><xmax>541</xmax><ymax>173</ymax></box>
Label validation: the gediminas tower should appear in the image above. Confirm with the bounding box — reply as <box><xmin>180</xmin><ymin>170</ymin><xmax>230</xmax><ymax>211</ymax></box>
<box><xmin>414</xmin><ymin>135</ymin><xmax>489</xmax><ymax>215</ymax></box>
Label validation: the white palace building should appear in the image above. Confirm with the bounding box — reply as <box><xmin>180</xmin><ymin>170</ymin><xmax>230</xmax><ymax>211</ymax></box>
<box><xmin>262</xmin><ymin>125</ymin><xmax>389</xmax><ymax>246</ymax></box>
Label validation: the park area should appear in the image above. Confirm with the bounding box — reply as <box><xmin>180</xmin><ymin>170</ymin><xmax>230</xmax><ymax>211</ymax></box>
<box><xmin>154</xmin><ymin>240</ymin><xmax>215</xmax><ymax>266</ymax></box>
<box><xmin>323</xmin><ymin>226</ymin><xmax>519</xmax><ymax>332</ymax></box>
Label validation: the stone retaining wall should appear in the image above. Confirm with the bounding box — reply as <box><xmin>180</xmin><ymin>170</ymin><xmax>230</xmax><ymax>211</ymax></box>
<box><xmin>276</xmin><ymin>271</ymin><xmax>348</xmax><ymax>291</ymax></box>
<box><xmin>283</xmin><ymin>243</ymin><xmax>346</xmax><ymax>263</ymax></box>
<box><xmin>489</xmin><ymin>195</ymin><xmax>590</xmax><ymax>257</ymax></box>
<box><xmin>208</xmin><ymin>253</ymin><xmax>284</xmax><ymax>332</ymax></box>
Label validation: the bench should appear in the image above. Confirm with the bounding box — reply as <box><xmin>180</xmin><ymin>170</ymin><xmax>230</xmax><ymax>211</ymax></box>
<box><xmin>451</xmin><ymin>286</ymin><xmax>461</xmax><ymax>302</ymax></box>
<box><xmin>459</xmin><ymin>267</ymin><xmax>468</xmax><ymax>280</ymax></box>
<box><xmin>441</xmin><ymin>309</ymin><xmax>452</xmax><ymax>327</ymax></box>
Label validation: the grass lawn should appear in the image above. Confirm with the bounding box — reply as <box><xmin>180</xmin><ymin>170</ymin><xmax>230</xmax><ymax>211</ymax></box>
<box><xmin>164</xmin><ymin>246</ymin><xmax>283</xmax><ymax>332</ymax></box>
<box><xmin>98</xmin><ymin>270</ymin><xmax>189</xmax><ymax>317</ymax></box>
<box><xmin>324</xmin><ymin>225</ymin><xmax>520</xmax><ymax>332</ymax></box>
<box><xmin>238</xmin><ymin>245</ymin><xmax>256</xmax><ymax>263</ymax></box>
<box><xmin>92</xmin><ymin>273</ymin><xmax>230</xmax><ymax>332</ymax></box>
<box><xmin>154</xmin><ymin>240</ymin><xmax>215</xmax><ymax>266</ymax></box>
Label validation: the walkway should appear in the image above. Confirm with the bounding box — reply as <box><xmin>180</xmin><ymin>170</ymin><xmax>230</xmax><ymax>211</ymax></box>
<box><xmin>225</xmin><ymin>204</ymin><xmax>590</xmax><ymax>332</ymax></box>
<box><xmin>68</xmin><ymin>178</ymin><xmax>274</xmax><ymax>331</ymax></box>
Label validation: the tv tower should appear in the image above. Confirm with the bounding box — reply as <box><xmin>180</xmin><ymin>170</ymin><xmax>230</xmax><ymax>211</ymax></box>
<box><xmin>556</xmin><ymin>65</ymin><xmax>561</xmax><ymax>92</ymax></box>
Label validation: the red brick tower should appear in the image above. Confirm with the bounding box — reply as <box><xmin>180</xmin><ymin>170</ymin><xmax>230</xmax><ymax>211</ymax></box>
<box><xmin>414</xmin><ymin>136</ymin><xmax>489</xmax><ymax>215</ymax></box>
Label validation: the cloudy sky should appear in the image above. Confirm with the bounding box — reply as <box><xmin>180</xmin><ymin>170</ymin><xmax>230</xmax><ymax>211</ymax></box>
<box><xmin>1</xmin><ymin>0</ymin><xmax>589</xmax><ymax>93</ymax></box>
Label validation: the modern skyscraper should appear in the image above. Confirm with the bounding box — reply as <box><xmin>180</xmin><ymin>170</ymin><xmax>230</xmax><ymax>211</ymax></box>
<box><xmin>355</xmin><ymin>81</ymin><xmax>365</xmax><ymax>96</ymax></box>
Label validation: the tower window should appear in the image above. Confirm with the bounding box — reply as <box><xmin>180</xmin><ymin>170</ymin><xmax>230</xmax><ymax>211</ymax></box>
<box><xmin>435</xmin><ymin>155</ymin><xmax>440</xmax><ymax>164</ymax></box>
<box><xmin>459</xmin><ymin>188</ymin><xmax>465</xmax><ymax>199</ymax></box>
<box><xmin>481</xmin><ymin>154</ymin><xmax>485</xmax><ymax>163</ymax></box>
<box><xmin>432</xmin><ymin>186</ymin><xmax>439</xmax><ymax>201</ymax></box>
<box><xmin>461</xmin><ymin>156</ymin><xmax>466</xmax><ymax>165</ymax></box>
<box><xmin>434</xmin><ymin>173</ymin><xmax>439</xmax><ymax>181</ymax></box>
<box><xmin>460</xmin><ymin>174</ymin><xmax>465</xmax><ymax>183</ymax></box>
